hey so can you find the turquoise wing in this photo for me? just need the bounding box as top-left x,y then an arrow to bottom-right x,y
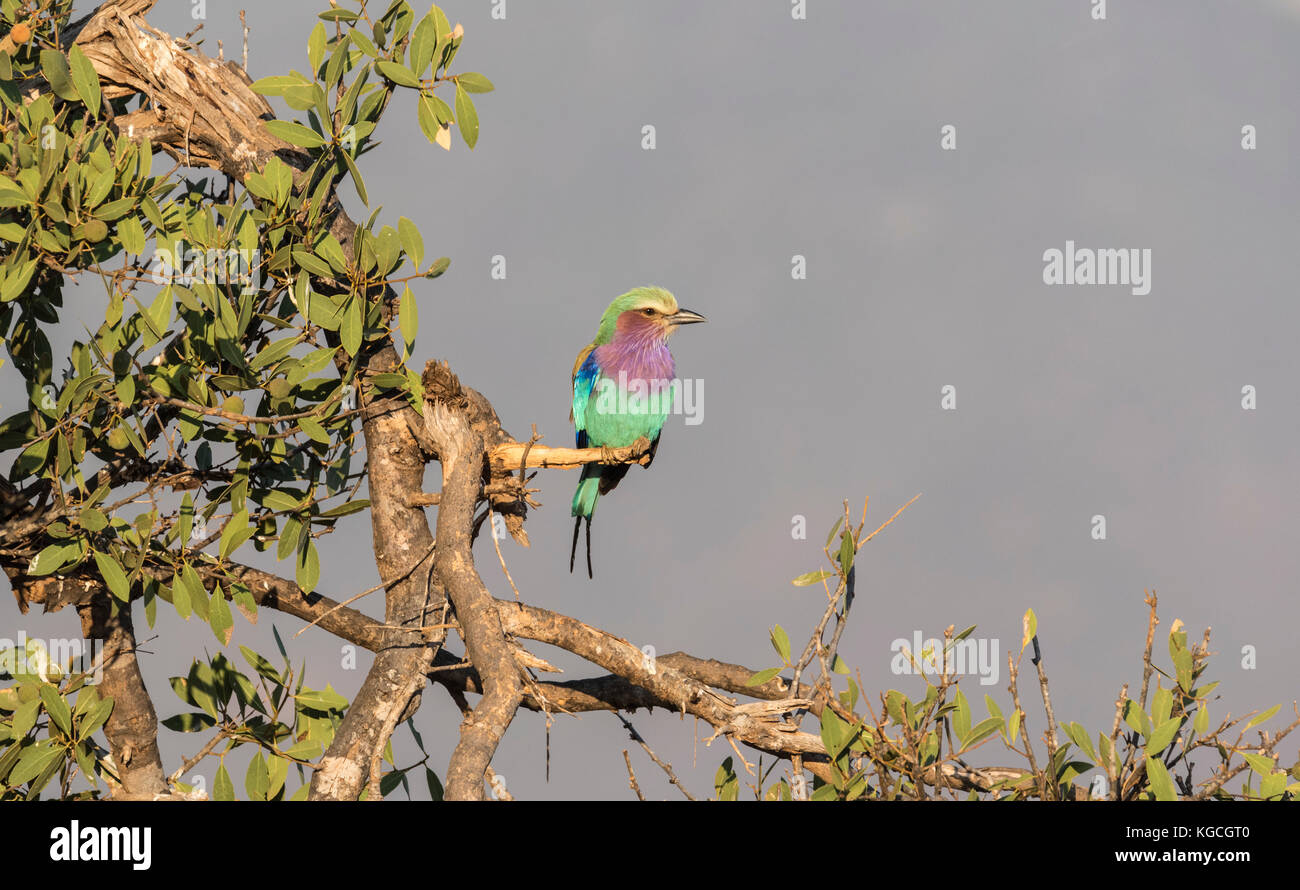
571,346 -> 599,448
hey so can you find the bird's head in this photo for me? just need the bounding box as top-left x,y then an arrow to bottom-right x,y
596,286 -> 707,345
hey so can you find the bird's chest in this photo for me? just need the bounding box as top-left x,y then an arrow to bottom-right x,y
585,346 -> 676,445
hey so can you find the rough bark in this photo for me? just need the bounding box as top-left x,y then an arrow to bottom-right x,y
422,362 -> 523,800
75,595 -> 168,799
308,370 -> 441,800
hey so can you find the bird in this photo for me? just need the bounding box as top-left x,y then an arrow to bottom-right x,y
569,286 -> 706,577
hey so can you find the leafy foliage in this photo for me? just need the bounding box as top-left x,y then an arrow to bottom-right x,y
728,503 -> 1298,802
0,0 -> 481,799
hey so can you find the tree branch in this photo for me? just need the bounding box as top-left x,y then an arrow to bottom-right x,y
422,361 -> 523,800
75,594 -> 167,799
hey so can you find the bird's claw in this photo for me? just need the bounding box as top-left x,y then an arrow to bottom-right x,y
599,445 -> 620,465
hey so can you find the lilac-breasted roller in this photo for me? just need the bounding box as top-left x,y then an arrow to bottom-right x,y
569,287 -> 706,577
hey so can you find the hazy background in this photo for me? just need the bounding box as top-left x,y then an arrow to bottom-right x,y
4,0 -> 1300,799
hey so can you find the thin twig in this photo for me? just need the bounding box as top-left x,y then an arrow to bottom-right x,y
623,750 -> 646,801
616,713 -> 696,800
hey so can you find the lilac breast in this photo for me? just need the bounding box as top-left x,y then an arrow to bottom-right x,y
593,340 -> 676,388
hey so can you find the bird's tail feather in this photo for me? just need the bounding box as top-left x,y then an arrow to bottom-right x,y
571,468 -> 602,518
570,468 -> 602,578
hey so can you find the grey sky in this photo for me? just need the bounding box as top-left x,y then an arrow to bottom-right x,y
4,0 -> 1299,799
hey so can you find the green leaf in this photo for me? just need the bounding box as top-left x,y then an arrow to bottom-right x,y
147,285 -> 173,336
267,752 -> 289,800
92,551 -> 130,601
28,543 -> 78,576
425,256 -> 450,279
1,257 -> 38,302
10,742 -> 63,787
250,75 -> 307,96
181,564 -> 207,613
340,149 -> 368,205
308,23 -> 327,72
340,297 -> 363,356
769,625 -> 790,663
713,757 -> 739,801
823,518 -> 843,548
430,6 -> 452,60
350,27 -> 378,57
375,59 -> 421,87
161,712 -> 217,732
1122,699 -> 1153,738
116,217 -> 145,254
425,767 -> 444,801
952,689 -> 971,742
240,646 -> 283,686
819,707 -> 850,760
209,588 -> 234,646
1145,756 -> 1177,801
284,738 -> 322,762
455,72 -> 494,93
39,686 -> 72,736
11,699 -> 41,737
1151,687 -> 1173,726
245,752 -> 270,801
296,539 -> 321,594
214,762 -> 236,800
1193,704 -> 1209,736
1021,607 -> 1037,653
745,667 -> 781,687
277,515 -> 303,562
1062,722 -> 1097,762
398,217 -> 424,270
791,570 -> 832,587
1259,770 -> 1286,800
298,416 -> 330,445
292,248 -> 334,278
962,717 -> 1002,750
67,45 -> 101,116
837,531 -> 854,574
262,490 -> 303,513
40,50 -> 78,101
416,92 -> 449,145
250,335 -> 299,371
1173,645 -> 1194,694
219,509 -> 250,561
1245,704 -> 1281,730
296,684 -> 347,712
1145,717 -> 1181,756
264,156 -> 294,204
1243,752 -> 1276,777
316,499 -> 371,518
454,83 -> 478,149
265,120 -> 326,149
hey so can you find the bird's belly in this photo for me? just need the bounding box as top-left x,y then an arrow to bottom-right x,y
583,388 -> 670,446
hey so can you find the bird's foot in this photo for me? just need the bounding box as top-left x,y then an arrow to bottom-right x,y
599,445 -> 621,465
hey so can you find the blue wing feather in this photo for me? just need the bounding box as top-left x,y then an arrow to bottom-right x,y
572,349 -> 599,447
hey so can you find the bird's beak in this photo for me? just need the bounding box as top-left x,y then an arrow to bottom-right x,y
666,308 -> 707,326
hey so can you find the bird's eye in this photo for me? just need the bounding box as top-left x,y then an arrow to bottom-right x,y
642,308 -> 655,316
